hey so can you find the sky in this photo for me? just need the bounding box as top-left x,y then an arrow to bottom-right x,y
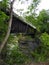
13,0 -> 49,15
13,0 -> 32,15
36,0 -> 49,14
0,0 -> 49,15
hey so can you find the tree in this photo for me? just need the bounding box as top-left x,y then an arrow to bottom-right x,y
25,9 -> 49,61
0,0 -> 15,54
25,9 -> 49,33
23,0 -> 40,16
0,0 -> 30,54
37,9 -> 49,33
0,11 -> 9,43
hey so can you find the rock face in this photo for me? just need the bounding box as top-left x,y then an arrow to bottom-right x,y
19,39 -> 40,54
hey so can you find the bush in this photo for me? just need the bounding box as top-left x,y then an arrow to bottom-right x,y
40,32 -> 49,46
31,32 -> 49,62
4,34 -> 30,65
0,11 -> 9,43
5,47 -> 29,65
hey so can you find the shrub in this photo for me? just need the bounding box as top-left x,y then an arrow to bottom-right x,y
31,32 -> 49,62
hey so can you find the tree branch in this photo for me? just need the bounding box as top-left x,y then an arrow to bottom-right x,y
0,0 -> 15,54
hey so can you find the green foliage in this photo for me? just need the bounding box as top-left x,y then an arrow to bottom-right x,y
40,32 -> 49,46
7,34 -> 19,44
33,0 -> 40,8
37,10 -> 49,32
1,0 -> 9,9
25,9 -> 49,33
3,33 -> 49,63
31,50 -> 46,62
17,33 -> 33,41
31,32 -> 49,62
24,9 -> 49,62
0,0 -> 49,63
24,0 -> 40,16
38,10 -> 49,21
6,48 -> 29,65
0,11 -> 9,42
0,11 -> 8,28
4,34 -> 30,65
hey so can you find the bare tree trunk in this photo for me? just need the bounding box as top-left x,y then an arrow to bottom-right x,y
0,0 -> 15,54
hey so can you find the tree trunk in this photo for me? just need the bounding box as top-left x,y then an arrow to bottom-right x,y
0,0 -> 15,54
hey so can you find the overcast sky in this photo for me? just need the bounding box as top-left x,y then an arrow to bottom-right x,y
0,0 -> 49,15
36,0 -> 49,13
13,0 -> 32,15
13,0 -> 49,15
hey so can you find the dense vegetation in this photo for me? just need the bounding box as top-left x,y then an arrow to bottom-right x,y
0,11 -> 9,43
0,0 -> 49,65
25,9 -> 49,62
